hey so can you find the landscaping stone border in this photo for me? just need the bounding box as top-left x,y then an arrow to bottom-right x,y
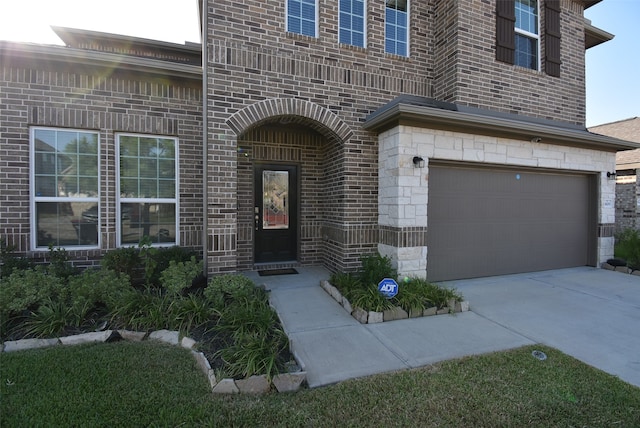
601,262 -> 640,276
320,280 -> 470,324
1,329 -> 306,394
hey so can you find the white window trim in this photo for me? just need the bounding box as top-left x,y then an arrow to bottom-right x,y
385,0 -> 410,57
30,126 -> 101,251
514,0 -> 541,71
115,133 -> 180,248
285,0 -> 319,38
339,0 -> 367,48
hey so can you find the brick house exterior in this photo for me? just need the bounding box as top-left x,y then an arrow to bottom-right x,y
0,30 -> 204,268
1,1 -> 638,280
589,117 -> 640,233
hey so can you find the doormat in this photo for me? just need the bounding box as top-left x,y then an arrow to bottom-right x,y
258,268 -> 298,276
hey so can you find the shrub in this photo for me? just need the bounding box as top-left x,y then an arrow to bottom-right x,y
160,256 -> 203,297
101,246 -> 141,281
204,274 -> 258,309
102,243 -> 200,287
152,246 -> 198,276
66,268 -> 132,313
614,228 -> 640,270
46,244 -> 77,280
138,240 -> 198,287
0,266 -> 65,317
0,238 -> 33,278
359,253 -> 396,286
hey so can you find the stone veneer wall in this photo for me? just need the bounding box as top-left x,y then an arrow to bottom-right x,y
378,125 -> 616,278
0,64 -> 203,267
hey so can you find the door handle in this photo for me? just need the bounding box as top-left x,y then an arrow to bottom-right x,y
255,207 -> 259,231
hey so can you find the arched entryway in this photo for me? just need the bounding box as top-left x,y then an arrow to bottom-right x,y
227,98 -> 353,270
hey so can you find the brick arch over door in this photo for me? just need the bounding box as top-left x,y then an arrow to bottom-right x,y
226,98 -> 353,144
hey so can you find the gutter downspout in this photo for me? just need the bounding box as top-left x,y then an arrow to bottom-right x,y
201,0 -> 208,276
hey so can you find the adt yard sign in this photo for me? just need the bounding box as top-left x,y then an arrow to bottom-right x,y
378,278 -> 399,299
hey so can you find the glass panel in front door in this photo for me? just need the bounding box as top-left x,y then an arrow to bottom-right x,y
262,170 -> 289,230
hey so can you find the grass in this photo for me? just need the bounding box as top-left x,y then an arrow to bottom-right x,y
2,343 -> 639,427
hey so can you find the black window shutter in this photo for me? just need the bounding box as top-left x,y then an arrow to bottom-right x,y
545,0 -> 562,77
496,0 -> 516,64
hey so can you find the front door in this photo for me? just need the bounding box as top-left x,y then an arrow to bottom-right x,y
254,164 -> 298,263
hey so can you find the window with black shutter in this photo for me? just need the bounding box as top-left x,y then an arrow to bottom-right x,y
496,0 -> 516,64
545,0 -> 562,77
496,0 -> 561,77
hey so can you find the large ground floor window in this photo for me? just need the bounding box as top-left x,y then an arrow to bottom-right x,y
31,127 -> 99,249
116,134 -> 178,246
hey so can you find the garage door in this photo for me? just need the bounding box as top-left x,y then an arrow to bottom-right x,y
427,163 -> 597,281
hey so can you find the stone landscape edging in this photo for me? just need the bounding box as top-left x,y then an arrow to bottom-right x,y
601,262 -> 640,276
320,280 -> 470,323
1,329 -> 306,394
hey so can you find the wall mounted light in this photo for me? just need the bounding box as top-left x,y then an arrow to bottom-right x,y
607,171 -> 617,180
413,156 -> 425,168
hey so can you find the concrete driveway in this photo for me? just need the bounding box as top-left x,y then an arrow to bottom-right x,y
446,267 -> 640,388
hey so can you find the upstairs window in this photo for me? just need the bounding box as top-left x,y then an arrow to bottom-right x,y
514,0 -> 539,70
287,0 -> 317,37
496,0 -> 561,77
117,134 -> 178,246
31,128 -> 99,249
339,0 -> 366,47
385,0 -> 408,56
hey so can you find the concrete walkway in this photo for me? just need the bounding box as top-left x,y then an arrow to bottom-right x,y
247,266 -> 640,389
246,267 -> 532,388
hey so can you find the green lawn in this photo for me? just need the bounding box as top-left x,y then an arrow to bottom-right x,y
1,342 -> 638,427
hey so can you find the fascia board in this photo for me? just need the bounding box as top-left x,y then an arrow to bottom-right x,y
0,42 -> 202,80
364,103 -> 640,152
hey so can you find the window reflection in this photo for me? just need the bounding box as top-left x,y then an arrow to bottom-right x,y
263,170 -> 289,230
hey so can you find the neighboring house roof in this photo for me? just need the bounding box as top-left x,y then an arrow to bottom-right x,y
590,117 -> 640,169
365,95 -> 640,152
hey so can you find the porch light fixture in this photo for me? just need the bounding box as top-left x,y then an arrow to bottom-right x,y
607,171 -> 617,180
413,156 -> 425,168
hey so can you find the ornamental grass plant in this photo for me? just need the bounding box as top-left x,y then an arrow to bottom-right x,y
330,252 -> 463,313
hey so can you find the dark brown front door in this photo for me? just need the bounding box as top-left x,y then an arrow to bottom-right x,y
254,164 -> 298,263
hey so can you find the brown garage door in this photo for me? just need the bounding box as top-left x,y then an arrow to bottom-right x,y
427,163 -> 597,281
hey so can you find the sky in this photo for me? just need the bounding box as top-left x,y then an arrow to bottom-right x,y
0,0 -> 637,128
